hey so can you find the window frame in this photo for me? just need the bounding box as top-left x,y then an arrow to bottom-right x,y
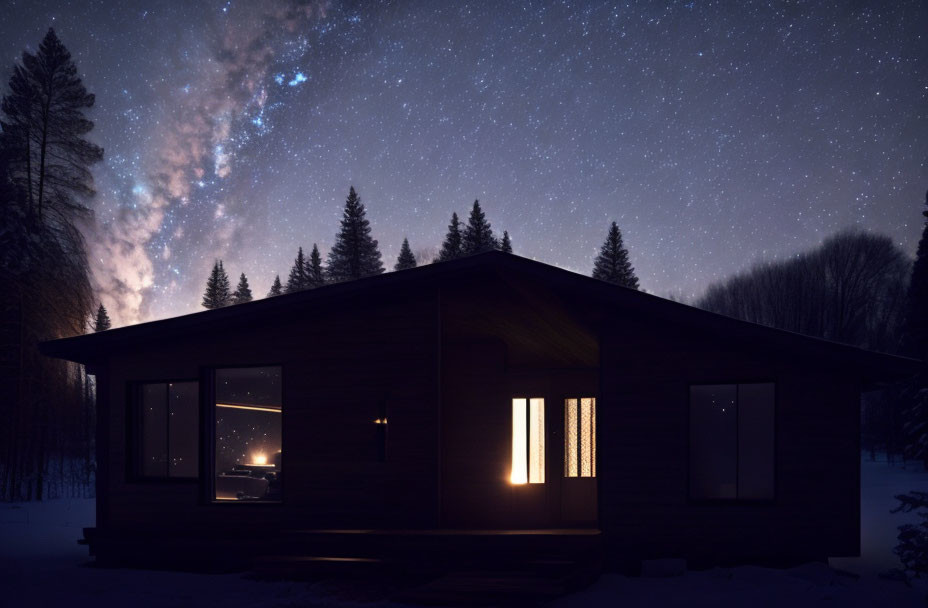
510,396 -> 546,485
686,380 -> 777,505
563,396 -> 597,479
201,363 -> 286,506
126,378 -> 200,483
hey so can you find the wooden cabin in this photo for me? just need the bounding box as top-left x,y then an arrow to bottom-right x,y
41,251 -> 918,573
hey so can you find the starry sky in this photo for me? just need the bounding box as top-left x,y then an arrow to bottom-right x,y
2,1 -> 926,326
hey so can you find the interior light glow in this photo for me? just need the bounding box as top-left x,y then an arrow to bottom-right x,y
216,402 -> 281,413
511,398 -> 527,484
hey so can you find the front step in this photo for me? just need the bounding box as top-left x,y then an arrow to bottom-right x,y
395,570 -> 573,606
252,555 -> 386,579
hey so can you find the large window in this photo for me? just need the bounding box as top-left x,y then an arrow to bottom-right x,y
565,397 -> 596,478
133,381 -> 198,479
214,366 -> 282,502
511,397 -> 545,484
689,383 -> 775,501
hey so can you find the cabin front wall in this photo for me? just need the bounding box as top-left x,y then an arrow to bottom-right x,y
598,322 -> 860,567
438,271 -> 601,529
94,289 -> 441,551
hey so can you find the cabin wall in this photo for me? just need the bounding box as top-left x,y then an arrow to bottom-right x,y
439,271 -> 600,528
598,323 -> 860,566
98,289 -> 440,536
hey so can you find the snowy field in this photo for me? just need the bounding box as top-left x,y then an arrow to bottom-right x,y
2,454 -> 928,607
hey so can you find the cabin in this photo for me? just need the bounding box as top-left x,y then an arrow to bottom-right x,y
41,251 -> 918,574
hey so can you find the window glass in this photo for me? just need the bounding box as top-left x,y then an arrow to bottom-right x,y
215,367 -> 282,501
168,382 -> 199,478
689,385 -> 738,499
738,383 -> 775,500
689,383 -> 775,500
141,384 -> 168,477
564,397 -> 597,478
511,397 -> 545,484
138,381 -> 198,479
565,399 -> 578,477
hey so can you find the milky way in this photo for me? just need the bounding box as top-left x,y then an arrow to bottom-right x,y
2,1 -> 926,326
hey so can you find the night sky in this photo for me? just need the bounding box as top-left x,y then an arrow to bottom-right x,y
2,1 -> 926,326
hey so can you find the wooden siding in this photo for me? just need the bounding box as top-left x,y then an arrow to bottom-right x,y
598,321 -> 861,566
99,289 -> 440,534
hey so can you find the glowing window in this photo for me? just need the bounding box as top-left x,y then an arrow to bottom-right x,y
564,397 -> 596,478
511,397 -> 545,484
215,366 -> 282,502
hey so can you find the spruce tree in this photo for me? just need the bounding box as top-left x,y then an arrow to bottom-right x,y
0,28 -> 103,225
500,230 -> 512,254
268,275 -> 283,297
437,212 -> 463,262
326,186 -> 384,282
232,272 -> 253,304
202,260 -> 232,309
286,247 -> 308,293
462,200 -> 497,254
592,221 -> 639,289
906,190 -> 928,359
395,237 -> 417,271
92,303 -> 111,331
305,243 -> 325,288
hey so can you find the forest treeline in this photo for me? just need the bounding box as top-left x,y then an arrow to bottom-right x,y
696,216 -> 928,464
0,29 -> 101,500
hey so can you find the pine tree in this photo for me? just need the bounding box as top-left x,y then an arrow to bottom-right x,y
0,28 -> 103,225
326,186 -> 384,282
592,221 -> 639,289
500,230 -> 512,254
286,246 -> 308,293
437,212 -> 463,262
232,272 -> 253,304
395,237 -> 417,271
202,260 -> 232,309
305,243 -> 325,288
92,303 -> 111,332
462,200 -> 497,254
267,275 -> 283,297
906,190 -> 928,359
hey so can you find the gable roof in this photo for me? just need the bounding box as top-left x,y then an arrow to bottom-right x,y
41,251 -> 922,382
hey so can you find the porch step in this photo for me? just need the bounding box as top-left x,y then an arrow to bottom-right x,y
394,569 -> 574,606
252,555 -> 386,579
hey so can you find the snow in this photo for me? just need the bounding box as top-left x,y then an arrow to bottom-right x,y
2,453 -> 927,606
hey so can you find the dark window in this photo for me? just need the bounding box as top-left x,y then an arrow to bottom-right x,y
134,381 -> 198,479
214,366 -> 282,502
689,383 -> 774,501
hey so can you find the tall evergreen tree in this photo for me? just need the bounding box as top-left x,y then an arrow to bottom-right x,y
462,200 -> 497,254
0,28 -> 103,225
395,237 -> 417,271
286,246 -> 308,293
437,211 -> 463,262
906,190 -> 928,359
592,221 -> 639,289
267,274 -> 283,297
500,230 -> 512,254
326,186 -> 384,282
305,243 -> 325,288
92,303 -> 111,332
901,191 -> 928,467
202,260 -> 232,309
232,272 -> 253,304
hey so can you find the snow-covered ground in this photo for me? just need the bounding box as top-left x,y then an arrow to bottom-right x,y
2,454 -> 927,607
